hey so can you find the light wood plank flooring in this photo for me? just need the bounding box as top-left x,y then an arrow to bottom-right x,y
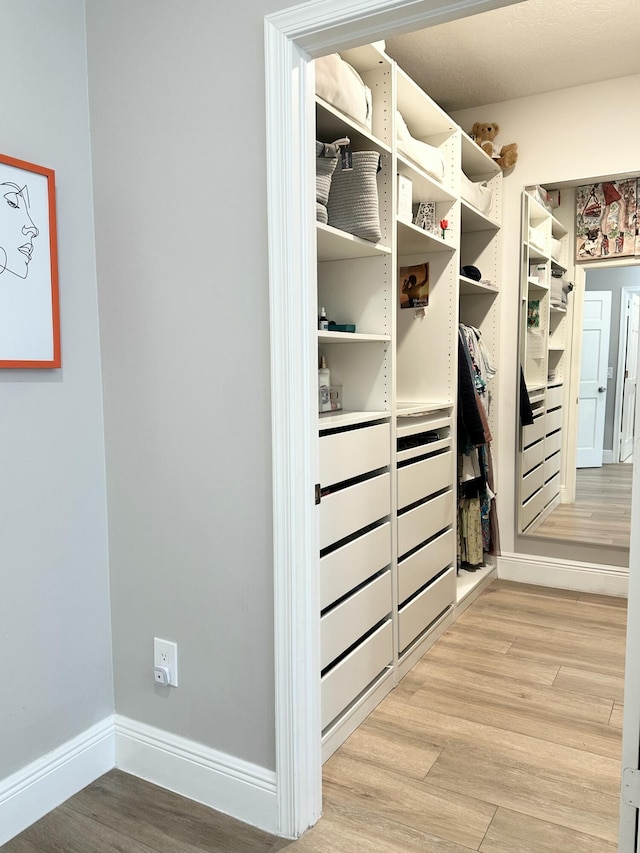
4,580 -> 626,852
535,462 -> 632,547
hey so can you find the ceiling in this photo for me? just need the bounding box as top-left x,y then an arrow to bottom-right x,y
385,0 -> 640,113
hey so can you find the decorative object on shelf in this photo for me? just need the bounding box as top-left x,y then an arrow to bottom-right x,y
575,179 -> 638,260
314,54 -> 372,130
318,306 -> 329,330
318,355 -> 331,412
327,321 -> 356,333
527,300 -> 540,328
399,262 -> 429,309
413,201 -> 436,233
461,265 -> 481,281
0,151 -> 60,368
397,174 -> 413,223
471,122 -> 518,171
327,151 -> 382,243
329,384 -> 342,411
439,218 -> 449,239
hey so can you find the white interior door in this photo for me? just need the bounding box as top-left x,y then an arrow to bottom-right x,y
577,291 -> 612,468
621,293 -> 640,462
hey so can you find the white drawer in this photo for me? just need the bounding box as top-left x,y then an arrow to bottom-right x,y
545,429 -> 562,457
546,384 -> 563,409
321,619 -> 392,730
320,472 -> 390,550
520,463 -> 545,504
521,487 -> 545,530
319,423 -> 390,487
522,439 -> 545,474
545,407 -> 563,434
398,528 -> 454,604
544,451 -> 561,482
398,566 -> 455,653
397,490 -> 453,559
523,413 -> 545,448
320,522 -> 390,611
544,472 -> 560,506
321,570 -> 391,670
397,450 -> 453,511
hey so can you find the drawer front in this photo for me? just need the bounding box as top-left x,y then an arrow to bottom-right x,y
320,472 -> 390,550
397,490 -> 453,559
544,472 -> 560,506
546,384 -> 563,409
321,570 -> 391,670
522,439 -> 545,474
545,407 -> 563,434
320,423 -> 390,487
544,451 -> 561,482
523,414 -> 545,448
521,487 -> 545,530
520,464 -> 545,503
545,429 -> 562,457
398,528 -> 454,605
398,566 -> 455,652
321,620 -> 392,730
397,451 -> 453,511
320,522 -> 390,611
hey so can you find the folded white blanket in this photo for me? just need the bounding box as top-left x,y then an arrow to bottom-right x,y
396,111 -> 445,183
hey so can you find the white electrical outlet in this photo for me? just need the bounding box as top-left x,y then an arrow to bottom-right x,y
153,638 -> 178,686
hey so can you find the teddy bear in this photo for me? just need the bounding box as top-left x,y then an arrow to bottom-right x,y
471,122 -> 518,171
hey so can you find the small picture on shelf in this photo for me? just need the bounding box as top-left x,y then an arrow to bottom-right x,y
400,262 -> 429,309
412,202 -> 436,234
527,300 -> 540,328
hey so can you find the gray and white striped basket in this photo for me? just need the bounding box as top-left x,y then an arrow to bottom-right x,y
327,151 -> 381,243
316,141 -> 338,222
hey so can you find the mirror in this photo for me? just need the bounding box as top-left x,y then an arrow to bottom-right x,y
518,183 -> 637,556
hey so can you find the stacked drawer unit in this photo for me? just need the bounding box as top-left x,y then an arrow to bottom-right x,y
318,420 -> 393,738
396,411 -> 456,662
543,383 -> 563,509
520,388 -> 546,531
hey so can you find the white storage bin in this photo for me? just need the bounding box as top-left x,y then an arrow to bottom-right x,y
321,570 -> 391,670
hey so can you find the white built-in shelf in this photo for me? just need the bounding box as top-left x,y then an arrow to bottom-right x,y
551,215 -> 568,238
396,66 -> 457,140
548,345 -> 565,352
551,258 -> 567,272
460,200 -> 500,233
340,43 -> 389,73
317,222 -> 391,262
318,409 -> 390,429
315,98 -> 391,155
460,131 -> 501,179
396,153 -> 456,203
550,305 -> 567,314
459,276 -> 499,296
396,401 -> 453,417
527,242 -> 550,262
456,564 -> 495,605
397,219 -> 453,255
528,279 -> 549,294
317,331 -> 391,343
526,193 -> 550,226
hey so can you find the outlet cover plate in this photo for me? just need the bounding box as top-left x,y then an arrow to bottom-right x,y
154,638 -> 178,686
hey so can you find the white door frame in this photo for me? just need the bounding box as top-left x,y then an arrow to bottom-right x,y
613,283 -> 640,463
577,290 -> 611,468
264,0 -> 524,837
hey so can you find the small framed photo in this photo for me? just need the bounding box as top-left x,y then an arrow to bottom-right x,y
413,201 -> 436,234
0,152 -> 60,367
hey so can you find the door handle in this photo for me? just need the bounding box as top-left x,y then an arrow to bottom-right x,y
598,386 -> 606,392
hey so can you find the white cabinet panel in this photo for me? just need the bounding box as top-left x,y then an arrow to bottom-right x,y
320,522 -> 390,611
397,450 -> 453,511
320,422 -> 390,487
397,490 -> 453,559
398,528 -> 454,604
398,566 -> 455,652
320,472 -> 390,550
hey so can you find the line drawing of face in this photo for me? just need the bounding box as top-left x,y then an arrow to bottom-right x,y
0,180 -> 39,279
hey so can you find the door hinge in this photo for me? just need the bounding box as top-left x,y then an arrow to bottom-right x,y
622,767 -> 640,807
315,483 -> 321,505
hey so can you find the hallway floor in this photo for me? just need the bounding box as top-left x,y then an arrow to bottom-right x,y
4,580 -> 626,852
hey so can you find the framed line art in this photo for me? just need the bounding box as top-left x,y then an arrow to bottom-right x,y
0,152 -> 60,368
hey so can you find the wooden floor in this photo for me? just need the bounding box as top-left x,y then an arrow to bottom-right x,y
535,462 -> 632,547
5,581 -> 626,852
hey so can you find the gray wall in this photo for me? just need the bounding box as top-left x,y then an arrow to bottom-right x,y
85,0 -> 284,768
0,0 -> 112,779
586,266 -> 640,455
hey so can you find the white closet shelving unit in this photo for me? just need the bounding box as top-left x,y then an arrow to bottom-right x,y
315,44 -> 502,760
518,190 -> 570,533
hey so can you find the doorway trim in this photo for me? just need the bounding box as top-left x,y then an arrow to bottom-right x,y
613,282 -> 640,463
264,0 -> 524,838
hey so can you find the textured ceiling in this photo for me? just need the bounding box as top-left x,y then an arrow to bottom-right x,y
385,0 -> 640,113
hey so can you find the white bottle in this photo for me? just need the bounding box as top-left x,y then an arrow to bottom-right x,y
318,355 -> 331,412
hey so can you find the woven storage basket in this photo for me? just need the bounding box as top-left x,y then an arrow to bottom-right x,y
316,141 -> 338,222
327,151 -> 381,243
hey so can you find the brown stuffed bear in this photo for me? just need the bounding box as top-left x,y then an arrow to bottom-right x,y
471,122 -> 518,171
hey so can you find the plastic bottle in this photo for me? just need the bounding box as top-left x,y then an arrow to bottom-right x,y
318,307 -> 329,331
318,355 -> 331,412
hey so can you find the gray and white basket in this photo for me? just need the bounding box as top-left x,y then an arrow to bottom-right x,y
327,151 -> 381,243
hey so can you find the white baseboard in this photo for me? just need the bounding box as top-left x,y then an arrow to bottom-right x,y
0,717 -> 115,846
497,552 -> 628,597
114,715 -> 278,835
603,449 -> 614,464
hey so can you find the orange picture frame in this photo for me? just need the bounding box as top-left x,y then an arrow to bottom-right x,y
0,152 -> 60,368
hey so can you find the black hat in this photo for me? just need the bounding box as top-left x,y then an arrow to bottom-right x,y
461,265 -> 481,281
